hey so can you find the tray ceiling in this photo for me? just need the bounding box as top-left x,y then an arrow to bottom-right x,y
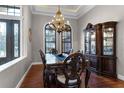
31,5 -> 95,19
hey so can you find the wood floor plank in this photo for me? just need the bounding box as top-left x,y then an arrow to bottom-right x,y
20,65 -> 43,88
20,64 -> 124,88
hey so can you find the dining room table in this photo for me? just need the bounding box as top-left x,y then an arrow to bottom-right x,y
44,53 -> 69,76
45,53 -> 68,65
44,53 -> 69,87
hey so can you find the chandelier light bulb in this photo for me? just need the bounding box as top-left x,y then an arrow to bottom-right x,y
66,20 -> 70,25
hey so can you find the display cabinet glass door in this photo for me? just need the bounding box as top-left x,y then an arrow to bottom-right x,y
103,28 -> 114,55
85,31 -> 90,54
90,31 -> 96,54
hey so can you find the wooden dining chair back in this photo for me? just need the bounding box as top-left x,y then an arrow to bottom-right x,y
39,49 -> 46,65
50,48 -> 58,54
39,49 -> 57,87
39,49 -> 48,87
56,52 -> 87,88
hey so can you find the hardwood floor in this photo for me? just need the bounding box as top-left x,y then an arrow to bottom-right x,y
20,64 -> 124,88
20,65 -> 43,88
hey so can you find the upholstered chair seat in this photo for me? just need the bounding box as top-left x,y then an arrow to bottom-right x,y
57,75 -> 77,84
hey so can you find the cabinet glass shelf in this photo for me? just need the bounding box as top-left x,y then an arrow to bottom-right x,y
103,27 -> 114,55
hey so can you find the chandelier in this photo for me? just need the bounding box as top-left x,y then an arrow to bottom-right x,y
49,6 -> 70,33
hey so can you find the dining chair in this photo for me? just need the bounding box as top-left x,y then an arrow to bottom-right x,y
39,49 -> 58,87
39,49 -> 46,64
55,52 -> 90,88
50,48 -> 58,54
39,49 -> 48,87
67,49 -> 73,54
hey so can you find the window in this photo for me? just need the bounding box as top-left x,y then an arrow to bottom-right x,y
44,24 -> 72,53
0,22 -> 6,58
0,5 -> 21,16
45,24 -> 56,53
0,19 -> 20,65
14,23 -> 19,57
61,25 -> 72,53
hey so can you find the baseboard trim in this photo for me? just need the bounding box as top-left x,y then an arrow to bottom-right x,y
16,62 -> 42,88
117,74 -> 124,81
16,63 -> 32,88
32,62 -> 42,65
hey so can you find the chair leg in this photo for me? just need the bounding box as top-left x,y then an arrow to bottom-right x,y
85,68 -> 91,88
44,81 -> 47,88
44,71 -> 50,88
43,76 -> 47,88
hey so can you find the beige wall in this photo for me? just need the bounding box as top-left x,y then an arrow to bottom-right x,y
78,5 -> 124,78
31,14 -> 79,62
0,6 -> 32,87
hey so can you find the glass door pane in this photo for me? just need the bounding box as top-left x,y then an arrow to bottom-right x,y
90,31 -> 96,54
45,27 -> 56,53
62,31 -> 71,53
14,23 -> 19,57
46,42 -> 55,53
64,43 -> 71,52
103,28 -> 114,55
0,22 -> 6,57
85,32 -> 90,54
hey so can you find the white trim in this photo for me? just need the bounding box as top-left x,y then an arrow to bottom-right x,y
20,6 -> 28,58
69,23 -> 73,51
0,5 -> 23,20
16,63 -> 32,88
0,14 -> 23,20
77,5 -> 95,19
32,62 -> 42,65
32,11 -> 77,19
31,5 -> 95,19
117,74 -> 124,81
0,56 -> 26,72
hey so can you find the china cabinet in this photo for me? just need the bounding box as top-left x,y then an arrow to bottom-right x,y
84,21 -> 117,78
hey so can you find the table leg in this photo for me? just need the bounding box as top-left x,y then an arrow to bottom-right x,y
85,68 -> 91,88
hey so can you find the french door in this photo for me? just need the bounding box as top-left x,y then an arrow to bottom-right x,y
0,19 -> 20,65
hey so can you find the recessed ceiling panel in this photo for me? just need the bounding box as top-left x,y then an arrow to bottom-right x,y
31,5 -> 95,19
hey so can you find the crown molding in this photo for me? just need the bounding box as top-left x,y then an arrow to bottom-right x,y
76,5 -> 95,19
31,5 -> 95,19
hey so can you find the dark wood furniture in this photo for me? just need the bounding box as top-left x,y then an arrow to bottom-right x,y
40,53 -> 68,87
84,21 -> 117,78
43,53 -> 91,88
39,49 -> 48,87
49,48 -> 58,54
39,49 -> 57,87
55,52 -> 90,88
